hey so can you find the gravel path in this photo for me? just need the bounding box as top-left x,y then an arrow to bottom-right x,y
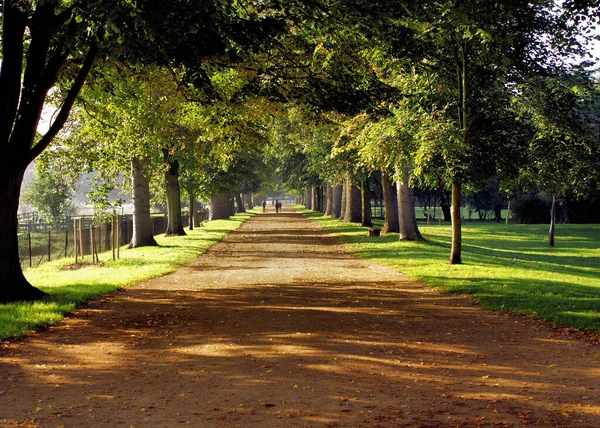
1,207 -> 599,427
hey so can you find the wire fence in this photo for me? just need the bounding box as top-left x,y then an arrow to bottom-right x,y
18,210 -> 208,270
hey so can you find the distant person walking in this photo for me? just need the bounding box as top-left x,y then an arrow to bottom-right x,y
275,200 -> 282,213
262,200 -> 267,213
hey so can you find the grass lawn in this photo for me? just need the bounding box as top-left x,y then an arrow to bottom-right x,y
0,211 -> 255,340
298,207 -> 600,333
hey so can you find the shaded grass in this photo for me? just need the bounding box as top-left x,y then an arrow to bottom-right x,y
298,207 -> 600,333
0,212 -> 255,340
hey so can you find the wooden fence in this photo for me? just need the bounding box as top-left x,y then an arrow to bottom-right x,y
18,210 -> 208,270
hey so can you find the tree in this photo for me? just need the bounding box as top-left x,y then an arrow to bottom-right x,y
399,1 -> 588,263
21,163 -> 73,225
515,73 -> 600,246
0,0 -> 287,301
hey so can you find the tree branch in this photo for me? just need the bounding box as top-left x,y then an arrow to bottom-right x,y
27,43 -> 99,164
0,4 -> 29,145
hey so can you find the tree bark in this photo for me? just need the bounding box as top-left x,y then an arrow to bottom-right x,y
449,181 -> 462,264
360,180 -> 373,227
344,177 -> 362,223
340,177 -> 347,220
243,193 -> 254,210
396,166 -> 424,241
129,157 -> 158,248
235,193 -> 246,213
209,194 -> 233,220
163,149 -> 186,236
324,183 -> 333,216
311,186 -> 319,212
381,171 -> 399,234
548,193 -> 556,247
305,189 -> 312,210
440,192 -> 452,222
0,168 -> 48,303
331,183 -> 343,219
189,194 -> 196,230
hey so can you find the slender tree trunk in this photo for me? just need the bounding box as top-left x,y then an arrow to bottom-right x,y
189,194 -> 196,230
344,177 -> 362,223
305,189 -> 312,210
235,193 -> 246,213
340,177 -> 347,220
129,157 -> 158,248
449,181 -> 462,264
360,180 -> 373,227
396,166 -> 424,241
324,183 -> 333,216
493,204 -> 503,223
548,193 -> 557,247
381,171 -> 399,234
331,183 -> 343,219
163,149 -> 186,236
449,40 -> 467,264
0,168 -> 48,302
312,187 -> 318,212
209,194 -> 233,220
440,192 -> 452,221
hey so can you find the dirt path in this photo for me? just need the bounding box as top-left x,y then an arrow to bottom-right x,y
1,207 -> 599,427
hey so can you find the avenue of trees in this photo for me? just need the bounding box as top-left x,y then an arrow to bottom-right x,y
1,0 -> 599,302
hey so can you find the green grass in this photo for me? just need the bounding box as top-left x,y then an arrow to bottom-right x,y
297,207 -> 600,333
0,211 -> 256,340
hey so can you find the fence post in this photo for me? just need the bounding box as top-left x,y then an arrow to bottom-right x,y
28,232 -> 32,268
90,224 -> 95,263
74,219 -> 78,263
111,213 -> 116,261
116,214 -> 120,259
79,218 -> 84,259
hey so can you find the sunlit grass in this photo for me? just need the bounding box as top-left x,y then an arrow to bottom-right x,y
298,206 -> 600,333
0,211 -> 256,339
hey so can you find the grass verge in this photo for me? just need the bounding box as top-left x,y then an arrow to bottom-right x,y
297,207 -> 600,333
0,211 -> 255,340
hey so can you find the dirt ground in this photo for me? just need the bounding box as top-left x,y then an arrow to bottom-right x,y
1,206 -> 599,427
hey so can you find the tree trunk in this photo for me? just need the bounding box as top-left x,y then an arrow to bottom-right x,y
189,194 -> 196,230
548,193 -> 556,247
360,180 -> 373,227
440,192 -> 452,222
129,157 -> 158,248
209,194 -> 233,220
235,193 -> 246,213
381,171 -> 399,234
163,149 -> 186,236
493,204 -> 503,223
305,189 -> 312,210
0,168 -> 48,303
311,186 -> 318,212
449,181 -> 462,264
331,183 -> 343,219
340,177 -> 347,220
324,183 -> 333,216
344,177 -> 362,223
243,193 -> 254,210
396,166 -> 424,241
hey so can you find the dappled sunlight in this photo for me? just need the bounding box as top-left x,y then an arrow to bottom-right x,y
2,211 -> 600,426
